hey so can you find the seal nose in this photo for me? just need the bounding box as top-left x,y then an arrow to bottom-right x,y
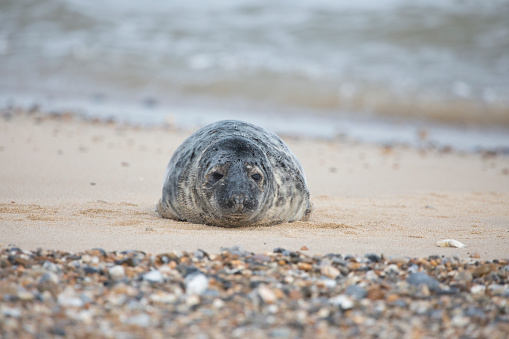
230,193 -> 247,213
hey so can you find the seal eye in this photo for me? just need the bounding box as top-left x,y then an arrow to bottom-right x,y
251,173 -> 262,182
211,172 -> 224,181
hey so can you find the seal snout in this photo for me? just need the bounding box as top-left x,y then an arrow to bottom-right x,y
230,193 -> 248,213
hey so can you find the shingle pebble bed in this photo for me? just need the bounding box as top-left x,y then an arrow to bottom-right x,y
0,246 -> 508,338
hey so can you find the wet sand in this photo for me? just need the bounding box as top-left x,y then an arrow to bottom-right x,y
1,111 -> 508,259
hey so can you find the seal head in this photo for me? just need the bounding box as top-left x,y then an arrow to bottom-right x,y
196,136 -> 271,226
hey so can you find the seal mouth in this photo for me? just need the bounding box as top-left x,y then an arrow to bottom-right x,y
226,213 -> 248,220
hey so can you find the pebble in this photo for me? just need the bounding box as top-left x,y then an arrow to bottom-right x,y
122,313 -> 151,327
108,265 -> 125,280
488,284 -> 509,296
185,272 -> 209,295
365,253 -> 381,263
384,264 -> 400,275
257,284 -> 277,304
57,288 -> 84,308
321,265 -> 340,279
407,272 -> 441,292
470,284 -> 486,295
38,271 -> 60,285
346,285 -> 368,300
143,270 -> 164,283
0,246 -> 508,338
330,295 -> 354,310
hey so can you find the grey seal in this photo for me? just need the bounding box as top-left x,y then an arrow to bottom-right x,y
157,120 -> 312,227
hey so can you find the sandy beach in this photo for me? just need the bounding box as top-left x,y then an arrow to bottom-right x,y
1,111 -> 508,260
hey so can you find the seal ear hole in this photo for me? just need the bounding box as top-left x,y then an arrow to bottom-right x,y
251,173 -> 262,182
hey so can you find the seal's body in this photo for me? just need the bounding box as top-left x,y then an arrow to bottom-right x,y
157,120 -> 312,227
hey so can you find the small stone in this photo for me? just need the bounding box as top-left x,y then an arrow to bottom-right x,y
384,264 -> 400,275
329,295 -> 354,310
123,313 -> 151,327
108,265 -> 125,280
414,284 -> 431,298
42,261 -> 59,273
365,270 -> 379,282
83,266 -> 100,274
345,285 -> 367,300
365,253 -> 381,262
407,272 -> 440,292
252,254 -> 271,262
469,253 -> 480,259
297,262 -> 312,272
386,294 -> 400,303
186,294 -> 201,307
17,290 -> 35,301
472,264 -> 496,278
269,327 -> 291,338
454,270 -> 473,282
57,288 -> 84,308
213,298 -> 225,309
319,278 -> 337,289
451,315 -> 469,327
38,271 -> 60,285
185,272 -> 209,295
2,307 -> 21,318
143,270 -> 164,283
150,292 -> 177,304
81,255 -> 92,263
488,284 -> 509,296
300,246 -> 309,251
288,290 -> 302,300
470,285 -> 486,295
321,265 -> 340,279
257,284 -> 277,304
390,257 -> 410,264
367,285 -> 385,300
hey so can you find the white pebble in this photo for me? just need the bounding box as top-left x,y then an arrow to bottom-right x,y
329,295 -> 354,310
470,284 -> 486,295
185,273 -> 209,295
150,292 -> 177,304
186,294 -> 201,307
384,264 -> 400,274
58,288 -> 84,308
320,278 -> 337,289
213,298 -> 225,309
2,306 -> 21,318
257,285 -> 277,304
365,270 -> 379,282
143,270 -> 164,283
108,265 -> 125,280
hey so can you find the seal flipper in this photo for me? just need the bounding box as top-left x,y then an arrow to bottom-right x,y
302,200 -> 313,221
157,198 -> 180,220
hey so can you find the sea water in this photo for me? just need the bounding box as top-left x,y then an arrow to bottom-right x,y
1,0 -> 508,151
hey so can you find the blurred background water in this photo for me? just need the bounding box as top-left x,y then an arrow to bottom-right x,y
1,0 -> 508,151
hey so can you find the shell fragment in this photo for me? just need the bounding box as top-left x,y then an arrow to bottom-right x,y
436,239 -> 466,248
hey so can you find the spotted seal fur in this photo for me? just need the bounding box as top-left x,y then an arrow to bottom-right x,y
157,120 -> 312,227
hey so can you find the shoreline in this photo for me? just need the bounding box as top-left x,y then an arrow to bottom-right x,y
1,110 -> 508,260
2,103 -> 509,154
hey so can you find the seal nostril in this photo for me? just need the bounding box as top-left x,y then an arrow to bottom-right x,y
230,194 -> 247,213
